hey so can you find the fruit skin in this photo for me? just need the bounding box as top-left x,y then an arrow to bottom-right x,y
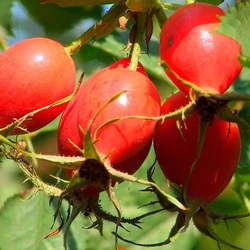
58,67 -> 160,164
160,3 -> 242,94
154,92 -> 240,203
0,37 -> 76,133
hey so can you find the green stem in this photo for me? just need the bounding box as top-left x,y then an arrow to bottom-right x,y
23,134 -> 39,168
161,61 -> 208,96
104,161 -> 187,210
65,3 -> 127,55
129,12 -> 147,71
96,100 -> 196,137
153,1 -> 168,29
161,2 -> 183,11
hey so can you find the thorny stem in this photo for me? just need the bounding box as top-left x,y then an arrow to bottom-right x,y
4,146 -> 63,197
0,134 -> 86,170
23,134 -> 39,168
65,3 -> 127,55
161,61 -> 209,97
91,198 -> 164,227
104,162 -> 187,210
129,12 -> 147,71
95,100 -> 196,136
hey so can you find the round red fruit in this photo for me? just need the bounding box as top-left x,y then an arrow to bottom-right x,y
160,3 -> 242,94
0,37 -> 76,133
58,68 -> 160,163
154,91 -> 240,203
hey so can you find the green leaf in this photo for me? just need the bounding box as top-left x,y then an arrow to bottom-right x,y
40,0 -> 117,7
0,192 -> 64,250
0,0 -> 15,36
216,0 -> 250,59
0,192 -> 88,250
19,0 -> 103,33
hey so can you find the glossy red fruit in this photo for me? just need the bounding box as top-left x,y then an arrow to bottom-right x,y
58,68 -> 160,164
0,37 -> 76,133
154,92 -> 240,203
107,57 -> 148,76
58,67 -> 160,195
160,3 -> 242,94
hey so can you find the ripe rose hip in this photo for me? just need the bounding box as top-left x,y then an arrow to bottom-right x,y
160,3 -> 242,94
0,37 -> 76,133
154,92 -> 240,203
58,66 -> 160,196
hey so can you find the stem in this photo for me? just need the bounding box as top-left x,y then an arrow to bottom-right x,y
96,100 -> 196,136
161,2 -> 183,11
65,3 -> 127,55
161,61 -> 209,96
23,134 -> 39,168
129,12 -> 147,71
153,1 -> 168,29
104,162 -> 187,210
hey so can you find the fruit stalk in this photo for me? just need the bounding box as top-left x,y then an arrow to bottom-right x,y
65,3 -> 127,55
129,12 -> 147,71
152,1 -> 167,29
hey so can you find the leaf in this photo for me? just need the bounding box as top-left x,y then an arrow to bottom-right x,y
19,0 -> 103,33
0,192 -> 88,250
0,192 -> 64,250
216,0 -> 250,59
40,0 -> 117,7
0,0 -> 15,36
